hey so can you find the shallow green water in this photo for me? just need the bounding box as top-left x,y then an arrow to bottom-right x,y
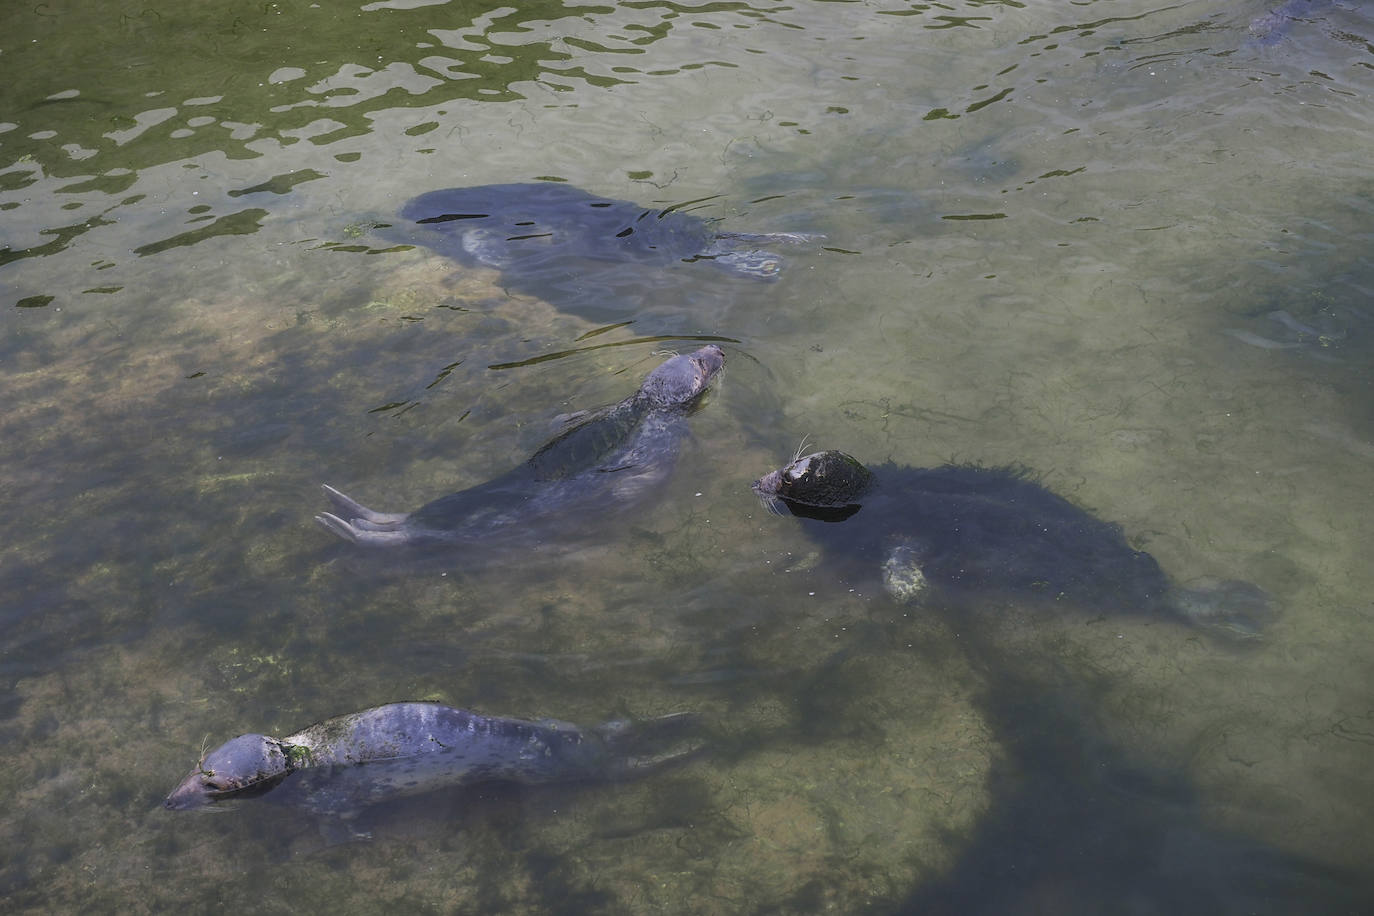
3,0 -> 1373,911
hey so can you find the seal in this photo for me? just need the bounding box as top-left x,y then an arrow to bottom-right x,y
402,182 -> 817,279
754,449 -> 1273,637
317,344 -> 724,547
397,183 -> 820,319
1247,0 -> 1333,45
164,702 -> 699,818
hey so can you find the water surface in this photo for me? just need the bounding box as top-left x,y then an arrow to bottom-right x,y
3,0 -> 1374,911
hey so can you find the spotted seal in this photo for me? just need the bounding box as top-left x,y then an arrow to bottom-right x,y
402,182 -> 817,278
317,345 -> 724,547
397,183 -> 819,319
754,449 -> 1273,636
165,702 -> 699,817
1248,0 -> 1333,45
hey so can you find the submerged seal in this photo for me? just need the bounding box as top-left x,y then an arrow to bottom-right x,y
165,702 -> 699,817
753,449 -> 1272,636
317,345 -> 724,547
397,183 -> 819,318
1247,0 -> 1333,45
402,182 -> 817,278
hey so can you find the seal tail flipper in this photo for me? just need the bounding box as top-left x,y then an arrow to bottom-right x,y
1167,578 -> 1276,640
714,231 -> 826,245
321,485 -> 408,525
616,743 -> 707,777
314,513 -> 413,546
459,227 -> 518,269
596,712 -> 699,742
316,816 -> 373,846
596,713 -> 705,778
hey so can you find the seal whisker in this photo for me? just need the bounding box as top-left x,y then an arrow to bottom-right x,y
756,492 -> 783,516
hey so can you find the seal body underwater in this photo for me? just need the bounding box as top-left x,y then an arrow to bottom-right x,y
753,449 -> 1272,636
165,702 -> 699,817
317,344 -> 724,547
396,183 -> 819,319
1247,0 -> 1333,45
402,182 -> 816,278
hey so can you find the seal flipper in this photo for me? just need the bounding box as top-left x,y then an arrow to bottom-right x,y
321,485 -> 409,525
317,816 -> 373,846
1166,578 -> 1276,640
595,713 -> 705,778
460,227 -> 520,268
713,230 -> 825,245
316,485 -> 415,545
615,744 -> 706,775
594,712 -> 699,743
882,538 -> 932,604
314,513 -> 415,546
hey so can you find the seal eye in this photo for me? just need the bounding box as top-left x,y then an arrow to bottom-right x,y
197,767 -> 226,791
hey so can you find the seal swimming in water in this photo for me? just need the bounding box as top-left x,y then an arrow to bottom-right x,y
165,702 -> 700,818
397,183 -> 819,319
1247,0 -> 1334,45
317,344 -> 724,547
753,449 -> 1272,636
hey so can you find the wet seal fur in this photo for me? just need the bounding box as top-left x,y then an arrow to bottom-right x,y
317,345 -> 724,547
401,182 -> 818,279
754,449 -> 1273,637
1247,0 -> 1334,45
396,183 -> 822,321
165,702 -> 699,820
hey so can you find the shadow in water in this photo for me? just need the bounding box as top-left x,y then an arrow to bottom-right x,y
894,649 -> 1374,916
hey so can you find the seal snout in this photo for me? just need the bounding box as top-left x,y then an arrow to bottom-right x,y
163,777 -> 212,812
752,468 -> 783,498
692,344 -> 725,379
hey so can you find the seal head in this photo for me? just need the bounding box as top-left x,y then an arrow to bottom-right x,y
753,449 -> 873,521
164,733 -> 295,811
637,344 -> 725,409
